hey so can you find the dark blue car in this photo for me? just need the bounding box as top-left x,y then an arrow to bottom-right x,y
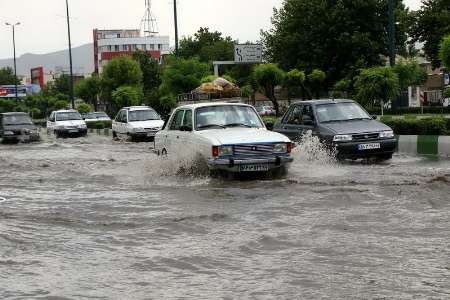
272,99 -> 397,160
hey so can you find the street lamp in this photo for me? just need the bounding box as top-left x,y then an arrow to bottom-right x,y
65,0 -> 75,109
388,0 -> 396,67
5,22 -> 20,102
173,0 -> 179,57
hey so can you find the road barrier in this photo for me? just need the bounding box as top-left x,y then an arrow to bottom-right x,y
397,135 -> 450,157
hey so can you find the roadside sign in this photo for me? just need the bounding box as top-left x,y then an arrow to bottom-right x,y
234,44 -> 262,64
0,89 -> 8,97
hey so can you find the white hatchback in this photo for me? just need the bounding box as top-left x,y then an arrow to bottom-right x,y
47,110 -> 87,138
154,103 -> 294,174
112,106 -> 164,141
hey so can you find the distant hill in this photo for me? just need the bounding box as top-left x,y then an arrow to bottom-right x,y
0,43 -> 94,76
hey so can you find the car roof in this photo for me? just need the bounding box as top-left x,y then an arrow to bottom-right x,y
54,109 -> 79,113
122,106 -> 155,111
0,112 -> 29,116
293,99 -> 355,105
176,102 -> 253,110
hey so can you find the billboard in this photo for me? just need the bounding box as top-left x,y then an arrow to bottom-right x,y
234,44 -> 263,64
31,67 -> 45,88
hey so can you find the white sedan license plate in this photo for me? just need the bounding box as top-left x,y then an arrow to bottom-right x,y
358,143 -> 381,150
147,132 -> 156,137
69,129 -> 78,133
239,164 -> 269,172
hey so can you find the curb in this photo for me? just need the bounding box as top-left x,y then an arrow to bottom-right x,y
397,135 -> 450,157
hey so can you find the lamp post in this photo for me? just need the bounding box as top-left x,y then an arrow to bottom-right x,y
388,0 -> 396,67
65,0 -> 75,109
5,22 -> 20,102
173,0 -> 179,57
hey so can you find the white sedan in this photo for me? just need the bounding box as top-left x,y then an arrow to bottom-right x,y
154,103 -> 294,174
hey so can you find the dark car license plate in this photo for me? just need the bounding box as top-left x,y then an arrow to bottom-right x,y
239,164 -> 269,172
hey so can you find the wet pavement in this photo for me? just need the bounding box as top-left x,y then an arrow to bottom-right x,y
1,134 -> 450,299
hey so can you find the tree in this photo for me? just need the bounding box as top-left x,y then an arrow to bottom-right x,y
159,57 -> 211,97
262,0 -> 409,85
411,0 -> 450,68
111,86 -> 143,108
179,27 -> 234,62
307,69 -> 326,99
77,103 -> 91,115
355,66 -> 400,115
75,76 -> 101,110
101,56 -> 143,113
284,69 -> 307,101
132,51 -> 161,95
0,67 -> 18,85
392,59 -> 428,90
439,35 -> 450,69
253,64 -> 285,115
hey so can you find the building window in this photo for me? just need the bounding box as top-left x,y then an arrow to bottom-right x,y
158,44 -> 162,50
107,45 -> 112,51
131,45 -> 136,51
136,44 -> 142,50
122,45 -> 128,51
141,44 -> 146,50
114,45 -> 119,52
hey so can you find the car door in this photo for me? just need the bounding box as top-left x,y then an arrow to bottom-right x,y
296,104 -> 317,137
276,105 -> 304,141
165,109 -> 185,153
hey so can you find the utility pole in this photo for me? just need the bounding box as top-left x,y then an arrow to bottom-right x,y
173,0 -> 179,57
65,0 -> 75,109
388,0 -> 396,67
5,22 -> 20,102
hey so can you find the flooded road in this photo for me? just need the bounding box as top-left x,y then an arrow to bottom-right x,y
1,135 -> 450,299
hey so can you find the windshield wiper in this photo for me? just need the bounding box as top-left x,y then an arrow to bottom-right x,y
197,124 -> 226,129
224,123 -> 252,128
321,119 -> 346,123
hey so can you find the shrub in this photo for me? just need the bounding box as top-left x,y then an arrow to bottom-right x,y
86,120 -> 112,129
77,103 -> 91,115
382,117 -> 449,135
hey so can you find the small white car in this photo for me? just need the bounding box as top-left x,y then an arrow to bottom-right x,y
47,110 -> 87,138
154,103 -> 294,175
257,106 -> 276,116
112,106 -> 164,141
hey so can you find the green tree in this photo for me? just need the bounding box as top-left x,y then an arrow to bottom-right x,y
75,75 -> 101,110
101,56 -> 143,113
411,0 -> 450,68
132,51 -> 161,95
439,35 -> 450,69
392,59 -> 428,90
307,69 -> 326,99
284,69 -> 307,101
355,66 -> 400,115
333,79 -> 353,98
77,103 -> 91,115
179,27 -> 234,62
254,64 -> 285,115
262,0 -> 409,85
159,57 -> 211,97
0,67 -> 19,85
111,86 -> 143,108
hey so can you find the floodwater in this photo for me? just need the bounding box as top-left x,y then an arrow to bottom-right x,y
1,134 -> 450,299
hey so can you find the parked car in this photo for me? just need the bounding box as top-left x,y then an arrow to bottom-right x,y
112,106 -> 164,141
47,110 -> 87,138
257,106 -> 276,116
154,103 -> 294,175
272,99 -> 397,160
0,112 -> 40,143
82,112 -> 111,123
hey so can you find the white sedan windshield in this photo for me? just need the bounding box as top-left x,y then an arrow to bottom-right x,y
195,105 -> 263,130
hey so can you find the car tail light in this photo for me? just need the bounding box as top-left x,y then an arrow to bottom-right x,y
212,146 -> 219,157
287,142 -> 293,154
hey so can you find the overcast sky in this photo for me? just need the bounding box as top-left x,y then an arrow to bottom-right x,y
0,0 -> 423,59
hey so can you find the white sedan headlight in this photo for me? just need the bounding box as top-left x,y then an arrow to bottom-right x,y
379,130 -> 394,138
3,131 -> 14,135
273,143 -> 288,153
219,146 -> 234,156
333,134 -> 353,142
78,124 -> 87,129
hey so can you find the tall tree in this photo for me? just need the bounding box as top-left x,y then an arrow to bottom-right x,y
132,51 -> 161,95
262,0 -> 409,85
355,66 -> 400,115
307,69 -> 326,99
439,35 -> 450,70
0,67 -> 19,85
284,69 -> 308,101
254,64 -> 285,115
411,0 -> 450,68
75,75 -> 101,110
179,27 -> 234,62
